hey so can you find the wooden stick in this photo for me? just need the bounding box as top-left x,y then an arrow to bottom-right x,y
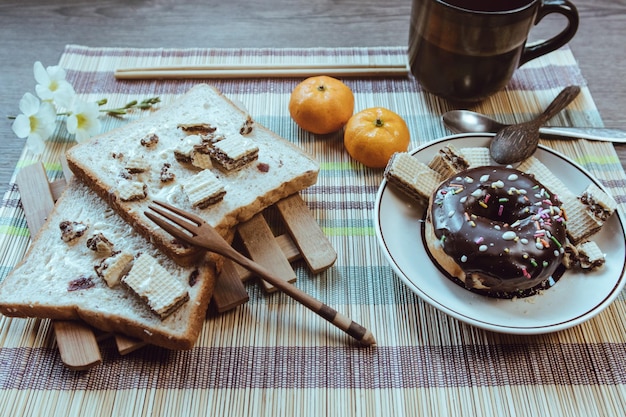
53,321 -> 102,371
276,194 -> 337,273
114,334 -> 147,355
237,213 -> 297,293
16,164 -> 56,234
114,63 -> 409,79
211,259 -> 250,313
233,233 -> 302,282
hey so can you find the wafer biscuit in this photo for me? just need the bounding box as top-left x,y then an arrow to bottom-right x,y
427,144 -> 469,178
517,156 -> 570,195
562,183 -> 617,243
122,253 -> 189,319
459,147 -> 491,167
173,135 -> 203,164
210,135 -> 259,171
182,169 -> 226,208
516,156 -> 596,243
562,240 -> 605,271
576,240 -> 606,270
579,183 -> 617,222
125,156 -> 150,174
116,179 -> 147,201
191,152 -> 213,170
560,193 -> 603,244
96,251 -> 134,288
384,152 -> 444,203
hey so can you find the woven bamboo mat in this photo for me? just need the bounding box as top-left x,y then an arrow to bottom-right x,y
1,45 -> 626,417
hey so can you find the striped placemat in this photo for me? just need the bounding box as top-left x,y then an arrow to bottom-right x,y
1,44 -> 626,417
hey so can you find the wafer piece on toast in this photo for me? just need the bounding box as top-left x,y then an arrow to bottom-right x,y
384,152 -> 444,203
209,135 -> 259,171
95,251 -> 134,287
122,253 -> 190,319
427,144 -> 469,178
182,169 -> 226,208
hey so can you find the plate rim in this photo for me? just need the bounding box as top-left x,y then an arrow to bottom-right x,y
374,133 -> 626,334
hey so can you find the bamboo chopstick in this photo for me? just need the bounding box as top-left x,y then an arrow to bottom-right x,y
114,63 -> 409,79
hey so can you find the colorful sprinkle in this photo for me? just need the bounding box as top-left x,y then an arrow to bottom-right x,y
491,180 -> 505,189
502,231 -> 517,241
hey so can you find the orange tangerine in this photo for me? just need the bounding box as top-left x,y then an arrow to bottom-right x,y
344,107 -> 410,168
288,76 -> 354,134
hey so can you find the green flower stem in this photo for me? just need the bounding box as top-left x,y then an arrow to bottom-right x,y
98,97 -> 160,116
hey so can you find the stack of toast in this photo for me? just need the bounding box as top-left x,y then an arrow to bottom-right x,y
0,84 -> 320,350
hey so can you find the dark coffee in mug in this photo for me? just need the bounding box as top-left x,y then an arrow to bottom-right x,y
408,0 -> 578,102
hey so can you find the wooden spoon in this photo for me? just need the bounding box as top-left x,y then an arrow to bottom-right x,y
489,85 -> 581,164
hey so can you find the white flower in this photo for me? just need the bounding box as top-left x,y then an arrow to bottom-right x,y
33,61 -> 75,109
11,92 -> 57,154
66,98 -> 101,143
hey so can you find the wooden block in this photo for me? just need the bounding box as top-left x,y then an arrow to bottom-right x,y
53,321 -> 102,371
59,155 -> 74,182
15,163 -> 55,234
237,213 -> 296,292
211,259 -> 249,312
115,334 -> 147,355
276,194 -> 336,273
234,232 -> 302,282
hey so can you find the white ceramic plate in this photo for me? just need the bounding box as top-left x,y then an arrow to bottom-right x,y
375,134 -> 626,334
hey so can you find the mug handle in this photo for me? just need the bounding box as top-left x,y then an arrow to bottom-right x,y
519,0 -> 579,66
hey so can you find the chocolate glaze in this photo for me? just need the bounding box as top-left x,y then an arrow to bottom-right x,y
429,166 -> 567,297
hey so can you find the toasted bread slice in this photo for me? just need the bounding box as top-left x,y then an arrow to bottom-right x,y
66,84 -> 319,266
0,179 -> 216,350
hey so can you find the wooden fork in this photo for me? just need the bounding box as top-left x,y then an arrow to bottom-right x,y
145,200 -> 376,347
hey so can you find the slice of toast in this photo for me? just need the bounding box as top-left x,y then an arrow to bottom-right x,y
66,84 -> 319,266
0,179 -> 216,350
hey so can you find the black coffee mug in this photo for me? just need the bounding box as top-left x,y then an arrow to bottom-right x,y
408,0 -> 579,102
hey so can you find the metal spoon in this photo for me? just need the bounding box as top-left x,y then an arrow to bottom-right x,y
489,86 -> 581,164
442,110 -> 626,142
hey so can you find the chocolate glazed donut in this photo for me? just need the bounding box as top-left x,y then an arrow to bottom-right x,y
425,166 -> 567,298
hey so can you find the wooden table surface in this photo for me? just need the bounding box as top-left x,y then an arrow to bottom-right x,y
1,0 -> 625,191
